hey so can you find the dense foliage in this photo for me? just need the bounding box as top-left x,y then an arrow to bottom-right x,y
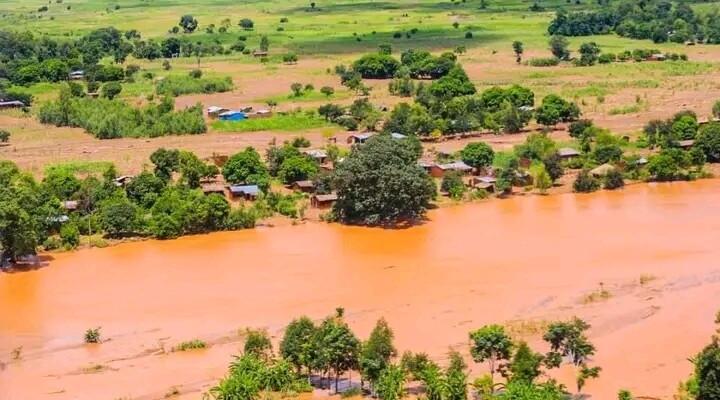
39,85 -> 206,139
548,0 -> 720,44
333,134 -> 435,225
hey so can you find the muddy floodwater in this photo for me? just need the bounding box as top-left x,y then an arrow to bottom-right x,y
2,181 -> 720,399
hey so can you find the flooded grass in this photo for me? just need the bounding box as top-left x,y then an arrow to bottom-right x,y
173,339 -> 207,352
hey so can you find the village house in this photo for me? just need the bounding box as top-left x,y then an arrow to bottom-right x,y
291,180 -> 315,193
207,106 -> 230,118
228,184 -> 259,200
62,200 -> 79,211
390,132 -> 407,140
201,183 -> 226,195
429,161 -> 473,178
590,163 -> 616,177
347,132 -> 374,145
0,100 -> 26,108
469,176 -> 496,193
219,111 -> 247,121
418,160 -> 435,174
678,139 -> 695,149
303,149 -> 328,164
311,193 -> 338,208
252,50 -> 269,57
114,175 -> 133,187
69,70 -> 84,80
557,147 -> 581,159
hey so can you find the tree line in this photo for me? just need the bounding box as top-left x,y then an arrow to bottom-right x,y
548,0 -> 720,44
208,309 -> 605,400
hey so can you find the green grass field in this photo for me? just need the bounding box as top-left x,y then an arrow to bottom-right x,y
211,112 -> 333,132
3,0 -> 712,56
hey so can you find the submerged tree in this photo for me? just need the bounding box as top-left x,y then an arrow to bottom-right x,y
469,325 -> 513,380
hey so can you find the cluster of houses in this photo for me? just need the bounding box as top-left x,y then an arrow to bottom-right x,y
207,105 -> 272,121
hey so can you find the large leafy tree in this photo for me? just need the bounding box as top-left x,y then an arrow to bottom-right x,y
333,135 -> 435,225
314,315 -> 361,392
460,142 -> 494,170
223,147 -> 270,191
360,318 -> 398,390
469,324 -> 514,379
695,337 -> 720,400
280,316 -> 317,375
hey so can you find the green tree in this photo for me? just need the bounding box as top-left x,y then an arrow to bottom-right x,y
549,35 -> 570,60
460,142 -> 494,170
532,164 -> 552,194
577,42 -> 601,66
290,82 -> 304,97
509,342 -> 544,384
320,86 -> 334,97
239,18 -> 254,30
360,318 -> 398,390
280,316 -> 317,375
603,169 -> 624,190
100,82 -> 122,100
469,325 -> 514,379
179,15 -> 198,33
647,153 -> 681,181
352,54 -> 401,79
42,169 -> 80,200
512,41 -> 524,63
441,171 -> 466,200
223,148 -> 270,191
0,129 -> 10,143
99,195 -> 139,238
333,135 -> 435,225
695,337 -> 720,400
314,315 -> 361,392
278,155 -> 319,184
150,148 -> 180,181
260,35 -> 270,52
60,222 -> 80,248
696,122 -> 720,162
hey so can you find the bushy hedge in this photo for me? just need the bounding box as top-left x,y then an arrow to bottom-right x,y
156,75 -> 233,96
38,89 -> 206,139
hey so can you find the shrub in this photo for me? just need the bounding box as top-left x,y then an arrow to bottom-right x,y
573,170 -> 600,193
603,169 -> 624,190
156,76 -> 233,96
352,54 -> 401,79
84,327 -> 101,343
0,129 -> 10,143
441,171 -> 466,200
173,339 -> 207,351
100,82 -> 122,99
465,31 -> 473,39
527,57 -> 560,67
60,222 -> 80,248
189,69 -> 203,79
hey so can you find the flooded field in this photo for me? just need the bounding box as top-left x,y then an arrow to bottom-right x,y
2,181 -> 720,400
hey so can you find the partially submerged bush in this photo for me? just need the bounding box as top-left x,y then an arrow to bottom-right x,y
573,170 -> 600,193
84,327 -> 101,343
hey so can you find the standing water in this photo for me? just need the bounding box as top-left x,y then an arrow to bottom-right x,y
2,180 -> 720,399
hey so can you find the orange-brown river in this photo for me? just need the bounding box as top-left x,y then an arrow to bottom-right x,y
2,180 -> 720,400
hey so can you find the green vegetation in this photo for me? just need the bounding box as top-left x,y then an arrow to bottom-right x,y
84,327 -> 101,344
333,134 -> 435,225
39,85 -> 206,139
156,75 -> 233,96
212,112 -> 330,133
174,339 -> 207,351
206,308 -> 604,400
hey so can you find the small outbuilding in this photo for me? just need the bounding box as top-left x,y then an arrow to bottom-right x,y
219,111 -> 247,121
429,161 -> 473,178
207,106 -> 230,118
347,132 -> 374,144
469,176 -> 496,192
201,183 -> 226,195
390,132 -> 407,140
114,175 -> 133,187
228,184 -> 260,199
557,147 -> 581,159
62,200 -> 79,211
69,70 -> 85,80
0,100 -> 26,108
292,180 -> 315,193
303,149 -> 328,164
311,193 -> 338,208
590,163 -> 616,177
678,139 -> 695,149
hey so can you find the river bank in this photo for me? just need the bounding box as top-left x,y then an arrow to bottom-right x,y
2,180 -> 720,399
